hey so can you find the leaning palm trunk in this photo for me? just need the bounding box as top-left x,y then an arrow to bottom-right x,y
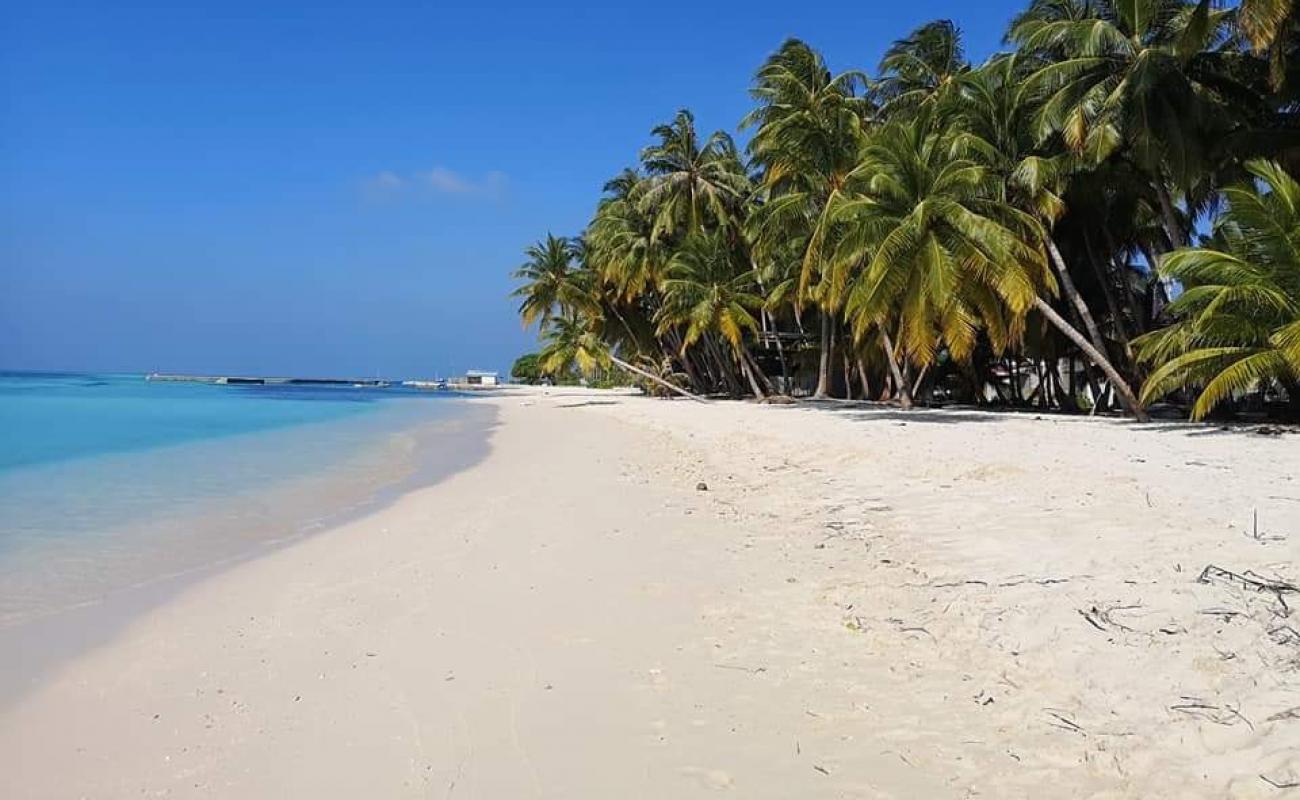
880,327 -> 913,409
609,355 -> 708,403
1047,239 -> 1109,357
1033,297 -> 1148,421
738,350 -> 766,399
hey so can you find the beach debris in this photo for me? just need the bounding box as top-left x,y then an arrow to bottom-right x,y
696,481 -> 708,491
1078,604 -> 1140,634
1044,709 -> 1085,735
1270,624 -> 1300,646
813,765 -> 830,776
713,663 -> 766,676
1198,564 -> 1298,595
1261,773 -> 1300,790
1169,697 -> 1253,728
1266,706 -> 1300,722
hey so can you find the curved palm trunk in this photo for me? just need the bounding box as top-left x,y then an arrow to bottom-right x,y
610,355 -> 708,403
1033,297 -> 1148,422
880,327 -> 913,409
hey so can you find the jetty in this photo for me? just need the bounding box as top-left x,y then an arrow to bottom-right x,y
146,373 -> 391,388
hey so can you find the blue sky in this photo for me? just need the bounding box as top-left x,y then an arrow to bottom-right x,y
1,0 -> 1024,378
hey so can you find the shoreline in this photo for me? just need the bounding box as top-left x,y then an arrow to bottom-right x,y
3,393 -> 1298,796
0,401 -> 499,710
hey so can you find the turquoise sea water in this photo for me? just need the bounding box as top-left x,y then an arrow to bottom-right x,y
0,372 -> 487,628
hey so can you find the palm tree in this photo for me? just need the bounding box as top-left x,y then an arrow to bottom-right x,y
951,53 -> 1148,409
656,232 -> 769,397
875,19 -> 970,117
638,110 -> 751,240
743,39 -> 872,396
829,110 -> 1151,418
1238,0 -> 1299,87
1009,0 -> 1241,249
1137,159 -> 1300,419
538,313 -> 707,402
511,234 -> 592,328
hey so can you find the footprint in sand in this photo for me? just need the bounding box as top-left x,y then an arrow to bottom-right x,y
680,766 -> 734,789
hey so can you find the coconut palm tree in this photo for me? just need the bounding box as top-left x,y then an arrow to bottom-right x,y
743,39 -> 872,396
950,53 -> 1148,408
537,312 -> 707,402
875,19 -> 970,117
586,170 -> 668,301
1137,159 -> 1300,418
638,110 -> 751,240
656,232 -> 769,397
511,234 -> 592,328
829,109 -> 1151,418
1008,0 -> 1241,249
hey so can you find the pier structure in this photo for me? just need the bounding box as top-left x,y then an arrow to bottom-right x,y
146,373 -> 392,388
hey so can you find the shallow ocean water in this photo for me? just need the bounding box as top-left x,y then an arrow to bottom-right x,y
0,372 -> 489,627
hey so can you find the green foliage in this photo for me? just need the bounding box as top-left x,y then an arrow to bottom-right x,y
506,3 -> 1300,418
510,353 -> 543,384
1136,159 -> 1300,418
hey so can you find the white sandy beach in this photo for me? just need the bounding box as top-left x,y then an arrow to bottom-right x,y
2,393 -> 1299,798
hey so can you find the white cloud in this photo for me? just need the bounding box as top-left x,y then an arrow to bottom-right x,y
424,167 -> 472,193
363,165 -> 506,201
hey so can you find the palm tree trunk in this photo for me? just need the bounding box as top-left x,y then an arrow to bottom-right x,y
813,313 -> 834,398
705,335 -> 741,397
1154,180 -> 1186,249
856,356 -> 871,400
1047,238 -> 1108,357
773,331 -> 790,394
738,349 -> 766,399
1080,234 -> 1134,356
663,329 -> 701,390
842,349 -> 854,400
911,363 -> 930,402
745,347 -> 773,393
610,355 -> 707,403
1032,297 -> 1148,421
880,327 -> 913,409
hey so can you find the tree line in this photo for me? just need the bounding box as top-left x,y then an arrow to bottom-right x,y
512,0 -> 1300,421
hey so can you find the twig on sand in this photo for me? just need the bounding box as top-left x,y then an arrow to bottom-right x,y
899,625 -> 937,642
714,663 -> 767,674
910,575 -> 1076,590
1169,698 -> 1254,729
812,765 -> 830,776
997,576 -> 1074,588
1044,710 -> 1085,735
1266,706 -> 1300,722
1198,565 -> 1298,595
1260,773 -> 1300,789
1078,604 -> 1142,634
